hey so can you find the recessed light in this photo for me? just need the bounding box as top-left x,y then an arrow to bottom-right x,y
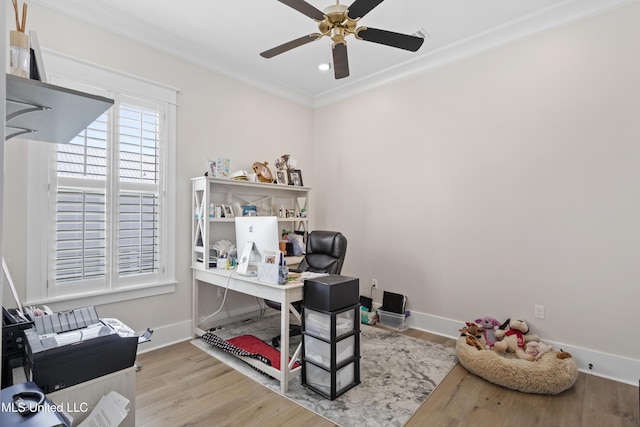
318,63 -> 331,71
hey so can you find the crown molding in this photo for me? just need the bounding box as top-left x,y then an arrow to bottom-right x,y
28,0 -> 638,109
27,0 -> 316,107
313,0 -> 639,107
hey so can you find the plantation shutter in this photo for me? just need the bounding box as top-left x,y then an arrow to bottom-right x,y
53,101 -> 161,289
118,104 -> 160,277
55,114 -> 108,284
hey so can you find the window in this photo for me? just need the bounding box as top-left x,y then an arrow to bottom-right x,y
26,52 -> 177,304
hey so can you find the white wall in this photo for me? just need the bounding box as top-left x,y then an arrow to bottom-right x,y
2,3 -> 314,346
314,3 -> 640,365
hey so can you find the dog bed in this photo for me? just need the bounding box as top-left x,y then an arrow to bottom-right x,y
456,337 -> 578,395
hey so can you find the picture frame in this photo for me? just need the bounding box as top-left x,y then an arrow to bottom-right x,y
221,204 -> 234,218
216,157 -> 230,179
276,170 -> 288,185
288,169 -> 303,187
29,31 -> 47,83
206,159 -> 216,177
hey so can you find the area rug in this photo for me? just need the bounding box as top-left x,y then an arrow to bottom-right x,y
191,315 -> 458,427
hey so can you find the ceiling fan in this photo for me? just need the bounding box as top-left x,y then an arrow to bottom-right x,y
260,0 -> 425,79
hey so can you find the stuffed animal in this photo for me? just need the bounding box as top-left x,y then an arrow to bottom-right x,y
493,318 -> 540,361
524,341 -> 552,361
459,322 -> 484,350
475,316 -> 501,348
464,333 -> 483,350
459,321 -> 483,339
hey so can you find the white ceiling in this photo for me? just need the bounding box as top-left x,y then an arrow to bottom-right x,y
28,0 -> 637,107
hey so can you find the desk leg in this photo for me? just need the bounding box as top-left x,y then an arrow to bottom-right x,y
280,294 -> 291,393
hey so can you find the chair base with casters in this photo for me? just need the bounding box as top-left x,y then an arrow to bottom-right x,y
264,300 -> 302,348
265,230 -> 347,348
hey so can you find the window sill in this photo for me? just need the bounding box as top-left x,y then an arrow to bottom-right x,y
24,281 -> 177,312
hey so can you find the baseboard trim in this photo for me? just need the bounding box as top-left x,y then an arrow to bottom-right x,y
408,310 -> 640,387
137,312 -> 640,387
137,308 -> 280,354
136,320 -> 192,354
196,305 -> 276,333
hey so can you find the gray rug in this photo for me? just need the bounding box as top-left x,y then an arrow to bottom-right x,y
191,315 -> 458,427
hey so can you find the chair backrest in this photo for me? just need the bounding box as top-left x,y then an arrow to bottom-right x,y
298,231 -> 347,274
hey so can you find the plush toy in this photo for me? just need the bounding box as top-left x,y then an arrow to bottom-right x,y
556,351 -> 572,359
493,318 -> 540,361
474,316 -> 501,348
459,322 -> 484,350
459,321 -> 484,339
524,341 -> 552,361
464,333 -> 483,350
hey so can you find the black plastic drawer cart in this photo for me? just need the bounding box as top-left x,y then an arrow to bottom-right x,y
301,275 -> 360,400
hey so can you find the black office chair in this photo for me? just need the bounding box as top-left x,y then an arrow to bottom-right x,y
265,230 -> 347,347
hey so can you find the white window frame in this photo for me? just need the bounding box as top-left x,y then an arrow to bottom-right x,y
25,50 -> 178,306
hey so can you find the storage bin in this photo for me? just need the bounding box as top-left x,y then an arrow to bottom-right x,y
257,262 -> 279,284
377,309 -> 410,332
304,361 -> 356,396
304,308 -> 354,340
303,275 -> 359,311
304,335 -> 355,369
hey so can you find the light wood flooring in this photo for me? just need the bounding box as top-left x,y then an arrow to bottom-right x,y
135,329 -> 639,427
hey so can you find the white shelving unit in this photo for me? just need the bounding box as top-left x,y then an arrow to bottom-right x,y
191,176 -> 311,270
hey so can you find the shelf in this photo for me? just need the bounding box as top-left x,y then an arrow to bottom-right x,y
191,176 -> 311,192
5,74 -> 114,143
192,176 -> 311,271
204,217 -> 235,223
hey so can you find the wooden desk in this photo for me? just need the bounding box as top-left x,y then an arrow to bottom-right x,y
192,268 -> 304,393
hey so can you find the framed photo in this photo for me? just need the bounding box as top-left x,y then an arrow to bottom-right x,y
221,204 -> 234,218
276,170 -> 288,185
29,31 -> 47,82
288,169 -> 303,187
206,159 -> 216,177
216,157 -> 230,179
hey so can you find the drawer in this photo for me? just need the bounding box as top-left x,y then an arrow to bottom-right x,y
304,308 -> 354,340
304,361 -> 356,396
304,335 -> 355,369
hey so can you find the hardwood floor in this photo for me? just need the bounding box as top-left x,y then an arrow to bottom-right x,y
135,330 -> 639,427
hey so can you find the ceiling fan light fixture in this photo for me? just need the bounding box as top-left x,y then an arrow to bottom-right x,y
262,0 -> 426,79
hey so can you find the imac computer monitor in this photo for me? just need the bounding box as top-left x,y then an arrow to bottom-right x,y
235,216 -> 280,276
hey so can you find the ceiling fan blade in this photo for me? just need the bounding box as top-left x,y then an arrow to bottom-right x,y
332,43 -> 350,79
260,34 -> 321,58
357,27 -> 424,52
347,0 -> 385,20
278,0 -> 325,21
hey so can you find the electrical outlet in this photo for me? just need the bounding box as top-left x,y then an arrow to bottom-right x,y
371,279 -> 378,288
534,304 -> 545,319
